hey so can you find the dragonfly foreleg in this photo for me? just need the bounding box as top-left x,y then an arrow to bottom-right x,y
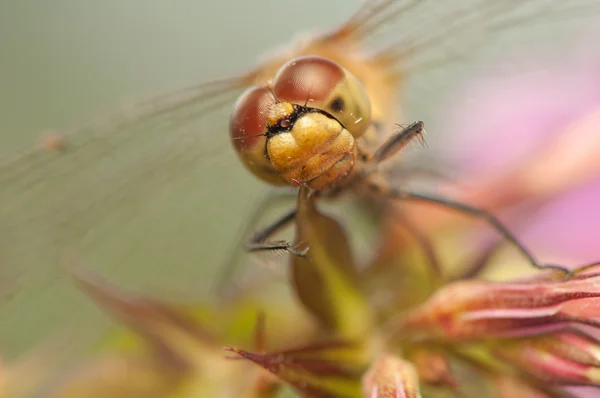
367,120 -> 425,166
215,191 -> 297,295
245,208 -> 308,257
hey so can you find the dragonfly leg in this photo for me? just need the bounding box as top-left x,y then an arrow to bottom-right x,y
366,181 -> 573,278
245,208 -> 306,256
214,191 -> 297,295
367,121 -> 425,166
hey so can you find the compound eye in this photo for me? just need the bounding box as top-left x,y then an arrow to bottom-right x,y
272,56 -> 371,138
229,86 -> 285,185
229,86 -> 275,151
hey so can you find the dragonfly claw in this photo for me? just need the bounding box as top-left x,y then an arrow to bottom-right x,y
288,244 -> 310,257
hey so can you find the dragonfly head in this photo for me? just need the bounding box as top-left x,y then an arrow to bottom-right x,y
229,56 -> 371,190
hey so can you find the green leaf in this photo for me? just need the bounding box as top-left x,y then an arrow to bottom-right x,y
292,187 -> 373,340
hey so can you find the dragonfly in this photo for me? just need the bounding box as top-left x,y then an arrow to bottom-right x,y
2,0 -> 600,356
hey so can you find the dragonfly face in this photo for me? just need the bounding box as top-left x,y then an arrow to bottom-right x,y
229,56 -> 372,189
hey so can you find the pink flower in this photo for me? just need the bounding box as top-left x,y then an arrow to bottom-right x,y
435,39 -> 600,265
399,267 -> 600,341
493,330 -> 600,386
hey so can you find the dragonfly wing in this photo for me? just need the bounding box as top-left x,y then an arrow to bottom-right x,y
0,75 -> 263,353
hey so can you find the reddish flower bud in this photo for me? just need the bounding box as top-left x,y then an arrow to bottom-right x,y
493,330 -> 600,386
399,272 -> 600,342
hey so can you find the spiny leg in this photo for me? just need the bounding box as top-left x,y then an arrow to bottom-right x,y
367,121 -> 425,166
214,190 -> 297,295
245,208 -> 305,255
365,181 -> 573,277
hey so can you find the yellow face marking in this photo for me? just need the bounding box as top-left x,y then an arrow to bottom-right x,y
266,102 -> 295,127
266,112 -> 356,188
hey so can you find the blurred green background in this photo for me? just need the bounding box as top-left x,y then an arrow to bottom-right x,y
0,0 -> 597,360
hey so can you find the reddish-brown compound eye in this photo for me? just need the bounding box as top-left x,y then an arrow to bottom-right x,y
229,86 -> 273,151
229,86 -> 286,185
272,56 -> 371,138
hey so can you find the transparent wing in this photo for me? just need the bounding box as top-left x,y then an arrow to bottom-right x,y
344,0 -> 600,127
0,75 -> 258,354
347,0 -> 599,71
